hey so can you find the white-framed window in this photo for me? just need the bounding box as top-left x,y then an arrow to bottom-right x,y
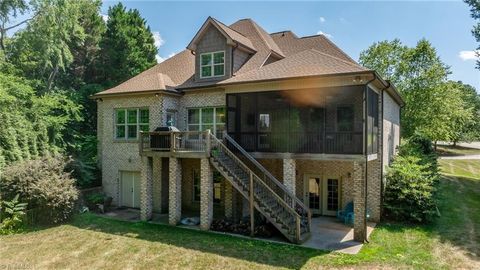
200,51 -> 225,78
166,110 -> 177,127
187,107 -> 225,137
115,108 -> 149,140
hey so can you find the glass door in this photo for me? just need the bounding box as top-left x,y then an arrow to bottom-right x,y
322,178 -> 340,216
304,175 -> 341,216
306,177 -> 321,215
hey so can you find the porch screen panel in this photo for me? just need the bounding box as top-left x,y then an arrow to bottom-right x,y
367,87 -> 379,154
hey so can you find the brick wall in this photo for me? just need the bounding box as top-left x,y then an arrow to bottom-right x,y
97,95 -> 163,205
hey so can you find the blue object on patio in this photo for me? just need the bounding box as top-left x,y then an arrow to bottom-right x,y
337,201 -> 354,224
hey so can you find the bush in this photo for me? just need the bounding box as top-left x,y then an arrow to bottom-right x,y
0,155 -> 79,224
0,194 -> 28,234
383,134 -> 439,223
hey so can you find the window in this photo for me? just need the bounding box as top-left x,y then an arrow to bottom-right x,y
192,170 -> 222,203
166,110 -> 177,127
200,51 -> 225,78
336,106 -> 354,132
187,107 -> 225,137
115,108 -> 149,139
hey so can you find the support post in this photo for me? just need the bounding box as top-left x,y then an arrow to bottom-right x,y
205,129 -> 211,156
353,161 -> 367,242
140,156 -> 153,221
249,171 -> 254,237
168,157 -> 182,225
200,158 -> 213,230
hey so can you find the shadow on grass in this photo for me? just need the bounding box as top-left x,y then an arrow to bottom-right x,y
71,213 -> 328,269
433,176 -> 480,258
436,145 -> 480,157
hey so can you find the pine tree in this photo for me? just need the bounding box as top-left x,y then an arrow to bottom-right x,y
99,3 -> 157,86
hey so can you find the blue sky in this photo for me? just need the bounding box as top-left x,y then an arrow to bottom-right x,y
100,0 -> 480,92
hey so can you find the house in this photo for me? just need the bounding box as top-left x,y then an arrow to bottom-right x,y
92,17 -> 403,244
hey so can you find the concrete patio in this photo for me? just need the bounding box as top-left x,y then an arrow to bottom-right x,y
98,208 -> 375,254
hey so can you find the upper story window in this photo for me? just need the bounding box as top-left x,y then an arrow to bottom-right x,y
115,108 -> 149,140
200,51 -> 225,78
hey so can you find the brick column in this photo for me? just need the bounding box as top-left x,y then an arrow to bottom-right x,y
353,161 -> 367,242
152,158 -> 162,213
200,158 -> 213,230
140,156 -> 153,221
224,180 -> 233,219
283,158 -> 296,195
367,159 -> 382,222
168,157 -> 182,225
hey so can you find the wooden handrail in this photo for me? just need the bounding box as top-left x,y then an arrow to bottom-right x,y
210,134 -> 301,219
224,133 -> 310,214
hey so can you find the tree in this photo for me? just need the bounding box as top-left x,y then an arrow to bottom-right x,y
0,0 -> 29,52
8,0 -> 86,92
451,81 -> 480,144
465,0 -> 480,69
99,3 -> 157,86
61,0 -> 105,88
359,39 -> 472,146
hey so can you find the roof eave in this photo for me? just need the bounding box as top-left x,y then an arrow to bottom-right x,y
89,89 -> 182,99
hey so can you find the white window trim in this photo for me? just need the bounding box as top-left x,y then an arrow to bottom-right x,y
187,107 -> 225,137
199,50 -> 225,79
114,108 -> 149,140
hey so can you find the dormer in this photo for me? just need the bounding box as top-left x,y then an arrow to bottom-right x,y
187,17 -> 256,82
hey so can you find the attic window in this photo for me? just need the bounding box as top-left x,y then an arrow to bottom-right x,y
200,51 -> 225,78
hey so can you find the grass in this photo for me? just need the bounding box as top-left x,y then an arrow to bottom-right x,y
436,145 -> 480,156
0,160 -> 479,269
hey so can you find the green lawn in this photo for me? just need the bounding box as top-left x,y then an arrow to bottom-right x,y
436,145 -> 480,156
0,160 -> 479,269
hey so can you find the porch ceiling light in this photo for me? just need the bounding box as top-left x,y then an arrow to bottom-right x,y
353,76 -> 364,83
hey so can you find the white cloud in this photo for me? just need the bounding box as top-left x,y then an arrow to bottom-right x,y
319,17 -> 326,23
459,50 -> 480,61
101,14 -> 108,23
317,31 -> 333,39
156,52 -> 177,63
156,55 -> 165,63
152,31 -> 165,48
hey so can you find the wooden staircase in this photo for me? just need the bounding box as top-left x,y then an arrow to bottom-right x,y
209,133 -> 311,244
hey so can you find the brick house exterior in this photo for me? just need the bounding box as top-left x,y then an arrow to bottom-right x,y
93,17 -> 403,243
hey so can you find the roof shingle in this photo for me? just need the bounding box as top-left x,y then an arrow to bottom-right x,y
94,17 -> 370,95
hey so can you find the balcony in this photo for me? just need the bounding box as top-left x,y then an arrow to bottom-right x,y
139,131 -> 211,158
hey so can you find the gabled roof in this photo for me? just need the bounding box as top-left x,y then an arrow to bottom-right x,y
187,17 -> 256,53
93,17 -> 402,106
220,48 -> 368,84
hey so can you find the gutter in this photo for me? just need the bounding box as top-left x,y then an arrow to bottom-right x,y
89,89 -> 183,100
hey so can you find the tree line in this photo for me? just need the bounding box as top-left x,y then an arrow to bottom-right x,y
0,0 -> 157,187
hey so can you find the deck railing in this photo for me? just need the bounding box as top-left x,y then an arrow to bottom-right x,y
139,130 -> 210,154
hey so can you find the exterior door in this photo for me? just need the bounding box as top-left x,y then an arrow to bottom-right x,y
304,175 -> 341,216
306,176 -> 322,215
121,171 -> 141,208
322,178 -> 340,216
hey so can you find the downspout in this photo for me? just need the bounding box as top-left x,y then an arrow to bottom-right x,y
363,73 -> 376,243
379,81 -> 390,221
